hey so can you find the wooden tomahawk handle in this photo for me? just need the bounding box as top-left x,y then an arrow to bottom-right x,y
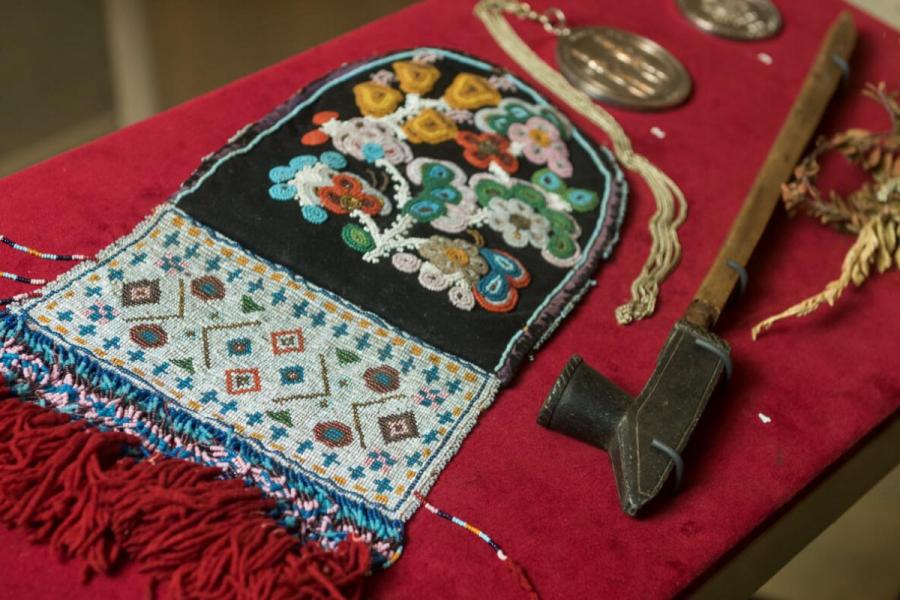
685,11 -> 857,330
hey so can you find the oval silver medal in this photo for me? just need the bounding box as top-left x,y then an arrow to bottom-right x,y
556,27 -> 692,111
677,0 -> 782,40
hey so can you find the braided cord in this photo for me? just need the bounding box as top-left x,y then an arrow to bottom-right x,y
474,0 -> 687,324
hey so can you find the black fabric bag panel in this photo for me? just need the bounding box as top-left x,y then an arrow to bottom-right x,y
177,48 -> 626,378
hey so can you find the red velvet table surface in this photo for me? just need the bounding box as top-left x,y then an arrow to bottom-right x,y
1,1 -> 898,598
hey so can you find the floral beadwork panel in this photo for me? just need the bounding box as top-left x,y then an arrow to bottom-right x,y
23,208 -> 498,519
178,48 -> 627,377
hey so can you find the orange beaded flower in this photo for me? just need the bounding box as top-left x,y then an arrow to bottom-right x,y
455,131 -> 518,173
317,174 -> 384,215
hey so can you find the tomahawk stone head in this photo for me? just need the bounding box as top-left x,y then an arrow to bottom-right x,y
537,319 -> 729,516
536,10 -> 855,516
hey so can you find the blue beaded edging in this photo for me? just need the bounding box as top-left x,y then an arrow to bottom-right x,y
0,308 -> 407,567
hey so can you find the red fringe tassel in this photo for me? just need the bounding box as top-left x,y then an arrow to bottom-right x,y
0,387 -> 370,599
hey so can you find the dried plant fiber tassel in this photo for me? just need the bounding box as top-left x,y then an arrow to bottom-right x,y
752,217 -> 883,339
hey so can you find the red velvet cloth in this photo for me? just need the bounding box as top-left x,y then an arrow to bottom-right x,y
1,1 -> 897,598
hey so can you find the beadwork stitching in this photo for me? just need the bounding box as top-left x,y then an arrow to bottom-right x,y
15,206 -> 500,523
0,47 -> 632,577
259,52 -> 618,316
0,319 -> 405,567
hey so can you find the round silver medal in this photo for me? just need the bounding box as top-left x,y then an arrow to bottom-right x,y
677,0 -> 782,40
556,27 -> 692,111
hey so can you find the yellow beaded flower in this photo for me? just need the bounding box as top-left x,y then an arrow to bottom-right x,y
402,109 -> 459,144
443,73 -> 501,110
392,61 -> 441,95
353,82 -> 404,117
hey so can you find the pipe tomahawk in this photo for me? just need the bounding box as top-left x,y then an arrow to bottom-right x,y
537,12 -> 857,516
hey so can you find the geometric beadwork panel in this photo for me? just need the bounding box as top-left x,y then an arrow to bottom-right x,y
26,207 -> 497,518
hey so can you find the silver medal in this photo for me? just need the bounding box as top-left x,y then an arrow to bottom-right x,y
677,0 -> 782,40
556,27 -> 692,111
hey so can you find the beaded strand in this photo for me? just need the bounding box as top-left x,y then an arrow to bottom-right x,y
0,271 -> 47,285
0,235 -> 90,261
414,492 -> 540,599
0,234 -> 90,304
0,290 -> 42,305
415,492 -> 506,557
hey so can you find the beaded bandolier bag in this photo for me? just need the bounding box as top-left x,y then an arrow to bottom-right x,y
0,49 -> 627,595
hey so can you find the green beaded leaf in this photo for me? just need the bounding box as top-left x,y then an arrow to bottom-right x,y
341,223 -> 375,252
511,183 -> 546,210
266,410 -> 294,427
420,162 -> 455,187
403,197 -> 447,222
474,178 -> 510,207
546,233 -> 577,259
532,168 -> 567,194
565,188 -> 600,213
542,210 -> 578,235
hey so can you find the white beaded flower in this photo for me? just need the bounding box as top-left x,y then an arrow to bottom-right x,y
485,197 -> 551,249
